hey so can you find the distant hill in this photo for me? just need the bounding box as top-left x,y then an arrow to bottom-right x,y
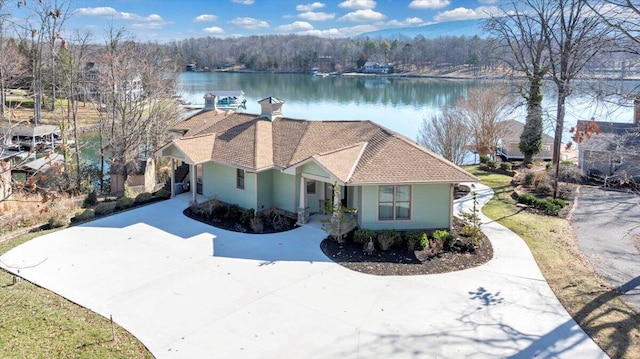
357,19 -> 487,40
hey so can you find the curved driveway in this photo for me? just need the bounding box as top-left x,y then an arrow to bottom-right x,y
0,184 -> 605,358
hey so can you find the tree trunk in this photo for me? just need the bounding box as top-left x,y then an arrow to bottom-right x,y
552,83 -> 568,198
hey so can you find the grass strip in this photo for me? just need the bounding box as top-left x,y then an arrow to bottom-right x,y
0,229 -> 154,359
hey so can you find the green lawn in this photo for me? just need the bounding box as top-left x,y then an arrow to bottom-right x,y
0,230 -> 153,359
465,165 -> 640,358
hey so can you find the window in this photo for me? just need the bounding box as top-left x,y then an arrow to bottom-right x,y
306,179 -> 316,194
378,185 -> 411,221
236,169 -> 245,189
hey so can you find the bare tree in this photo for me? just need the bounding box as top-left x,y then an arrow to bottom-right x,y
456,86 -> 515,158
486,0 -> 552,165
93,27 -> 179,195
543,0 -> 610,197
417,108 -> 471,165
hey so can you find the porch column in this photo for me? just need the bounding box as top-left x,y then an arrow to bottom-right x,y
319,182 -> 326,214
170,158 -> 175,198
297,176 -> 309,224
190,163 -> 196,203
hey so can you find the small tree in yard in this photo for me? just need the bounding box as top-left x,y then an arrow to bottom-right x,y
417,108 -> 472,166
460,190 -> 483,246
322,182 -> 356,244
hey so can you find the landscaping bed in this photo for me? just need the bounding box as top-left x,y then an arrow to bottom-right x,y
184,200 -> 298,233
320,218 -> 493,276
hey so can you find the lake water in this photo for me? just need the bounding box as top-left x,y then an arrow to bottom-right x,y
179,72 -> 638,144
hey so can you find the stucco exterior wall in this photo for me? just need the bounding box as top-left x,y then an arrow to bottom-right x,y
256,170 -> 273,211
359,183 -> 452,231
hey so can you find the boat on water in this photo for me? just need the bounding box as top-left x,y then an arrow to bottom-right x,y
205,90 -> 246,110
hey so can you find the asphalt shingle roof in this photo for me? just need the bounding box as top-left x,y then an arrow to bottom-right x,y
163,109 -> 477,184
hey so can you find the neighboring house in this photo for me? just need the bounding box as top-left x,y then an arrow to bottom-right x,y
496,119 -> 554,161
157,95 -> 477,231
361,61 -> 390,74
577,119 -> 640,178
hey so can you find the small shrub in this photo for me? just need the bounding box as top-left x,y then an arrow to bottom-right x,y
486,160 -> 496,168
154,188 -> 171,199
354,228 -> 375,244
523,172 -> 535,186
212,203 -> 228,220
134,192 -> 153,204
560,160 -> 575,166
428,237 -> 444,254
535,175 -> 553,196
500,162 -> 512,171
518,193 -> 538,206
432,229 -> 455,249
461,224 -> 483,245
546,162 -> 553,170
376,230 -> 399,251
543,201 -> 562,216
404,231 -> 427,250
94,202 -> 116,216
83,190 -> 97,208
73,208 -> 95,221
479,154 -> 489,164
557,186 -> 574,200
116,196 -> 135,210
234,223 -> 247,233
226,204 -> 242,221
240,208 -> 254,225
557,164 -> 584,183
48,211 -> 70,228
249,216 -> 264,233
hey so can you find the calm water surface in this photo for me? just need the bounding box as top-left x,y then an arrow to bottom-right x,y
179,72 -> 637,142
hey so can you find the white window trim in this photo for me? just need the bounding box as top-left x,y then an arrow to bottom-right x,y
377,184 -> 412,222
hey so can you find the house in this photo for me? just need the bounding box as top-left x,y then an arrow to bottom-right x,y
157,95 -> 477,231
496,119 -> 554,161
361,61 -> 390,74
577,118 -> 640,179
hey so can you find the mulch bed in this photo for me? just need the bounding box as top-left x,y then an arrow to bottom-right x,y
320,219 -> 493,276
183,208 -> 298,234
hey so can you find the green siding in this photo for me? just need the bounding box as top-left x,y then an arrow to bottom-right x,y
360,183 -> 452,230
300,162 -> 330,179
256,170 -> 273,211
272,170 -> 295,213
166,146 -> 185,160
202,162 -> 256,209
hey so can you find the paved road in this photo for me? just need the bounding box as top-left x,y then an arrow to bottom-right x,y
0,187 -> 605,359
572,187 -> 640,312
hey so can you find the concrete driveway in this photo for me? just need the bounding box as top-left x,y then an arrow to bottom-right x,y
1,185 -> 605,358
572,186 -> 640,312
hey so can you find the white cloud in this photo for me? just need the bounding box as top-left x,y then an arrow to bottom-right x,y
339,9 -> 385,22
434,6 -> 498,21
298,11 -> 335,21
231,0 -> 254,4
301,24 -> 377,37
387,17 -> 425,27
338,0 -> 376,10
230,17 -> 269,29
73,7 -> 169,28
276,21 -> 314,31
408,0 -> 450,10
296,2 -> 325,11
203,26 -> 225,34
193,14 -> 218,23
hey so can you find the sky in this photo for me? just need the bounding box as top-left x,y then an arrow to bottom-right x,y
8,0 -> 503,42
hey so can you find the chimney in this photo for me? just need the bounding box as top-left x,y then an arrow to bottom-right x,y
635,96 -> 640,125
258,96 -> 284,121
203,93 -> 217,111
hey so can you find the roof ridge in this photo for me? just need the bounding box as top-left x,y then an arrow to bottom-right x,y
316,141 -> 368,156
